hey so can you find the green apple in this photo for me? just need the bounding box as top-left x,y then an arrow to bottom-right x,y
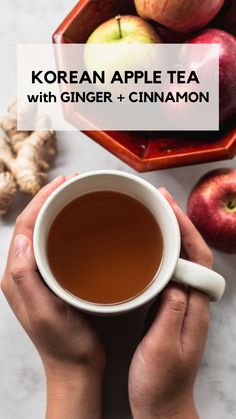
86,15 -> 160,44
84,15 -> 161,90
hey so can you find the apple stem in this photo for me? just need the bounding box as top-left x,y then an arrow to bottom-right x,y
228,199 -> 236,210
116,15 -> 122,38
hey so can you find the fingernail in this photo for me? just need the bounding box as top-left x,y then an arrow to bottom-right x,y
51,175 -> 65,185
159,187 -> 173,200
14,235 -> 29,255
159,187 -> 170,196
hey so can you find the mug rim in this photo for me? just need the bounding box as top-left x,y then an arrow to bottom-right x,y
33,170 -> 181,314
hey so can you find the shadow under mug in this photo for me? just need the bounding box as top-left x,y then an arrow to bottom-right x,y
33,170 -> 225,315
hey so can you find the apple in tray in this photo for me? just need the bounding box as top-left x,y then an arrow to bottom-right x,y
85,15 -> 161,93
86,15 -> 160,45
189,29 -> 236,123
188,169 -> 236,254
134,0 -> 224,33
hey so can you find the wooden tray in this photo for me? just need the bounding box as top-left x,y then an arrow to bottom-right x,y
53,0 -> 236,172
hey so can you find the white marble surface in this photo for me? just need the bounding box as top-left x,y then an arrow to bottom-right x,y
0,1 -> 236,418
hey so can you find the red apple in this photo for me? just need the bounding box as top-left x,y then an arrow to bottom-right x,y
134,0 -> 224,33
189,29 -> 236,123
187,168 -> 236,253
211,0 -> 236,37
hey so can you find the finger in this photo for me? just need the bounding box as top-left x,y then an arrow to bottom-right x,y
159,188 -> 213,268
12,174 -> 76,251
144,283 -> 188,351
7,234 -> 57,312
3,176 -> 69,312
181,288 -> 210,356
16,174 -> 77,235
16,175 -> 66,234
5,175 -> 66,271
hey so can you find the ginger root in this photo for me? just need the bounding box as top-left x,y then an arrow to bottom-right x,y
0,98 -> 29,147
0,99 -> 57,214
0,131 -> 56,195
0,116 -> 29,147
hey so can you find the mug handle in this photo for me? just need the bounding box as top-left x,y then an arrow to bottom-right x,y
173,258 -> 226,301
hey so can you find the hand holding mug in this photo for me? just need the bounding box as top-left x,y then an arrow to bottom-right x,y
1,176 -> 105,419
33,171 -> 225,313
128,188 -> 212,419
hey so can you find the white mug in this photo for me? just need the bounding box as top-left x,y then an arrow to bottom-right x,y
33,170 -> 225,315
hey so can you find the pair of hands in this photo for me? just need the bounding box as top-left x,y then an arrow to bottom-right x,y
1,175 -> 212,419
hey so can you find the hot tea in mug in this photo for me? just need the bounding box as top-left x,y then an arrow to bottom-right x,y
47,191 -> 164,304
34,171 -> 225,315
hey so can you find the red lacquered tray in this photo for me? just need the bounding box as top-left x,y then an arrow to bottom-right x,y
53,0 -> 236,172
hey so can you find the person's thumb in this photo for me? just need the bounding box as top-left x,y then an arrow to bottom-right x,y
10,234 -> 49,306
143,284 -> 188,351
